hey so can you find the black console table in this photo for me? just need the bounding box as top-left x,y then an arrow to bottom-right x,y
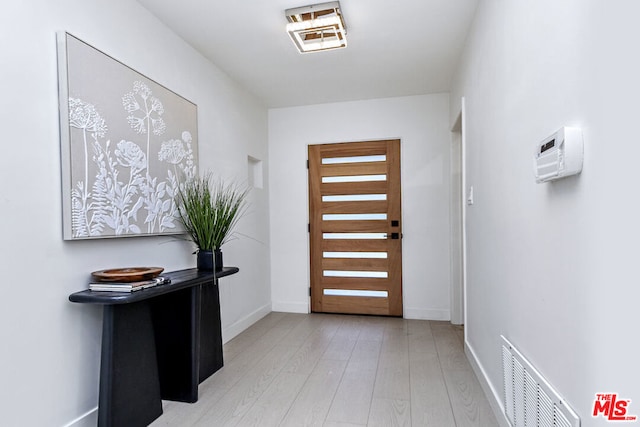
69,267 -> 239,427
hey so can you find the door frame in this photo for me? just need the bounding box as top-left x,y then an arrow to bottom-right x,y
450,97 -> 467,326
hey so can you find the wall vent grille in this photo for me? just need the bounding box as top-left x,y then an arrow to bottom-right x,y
501,336 -> 580,427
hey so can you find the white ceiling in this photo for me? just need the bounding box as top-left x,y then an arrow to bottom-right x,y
136,0 -> 478,108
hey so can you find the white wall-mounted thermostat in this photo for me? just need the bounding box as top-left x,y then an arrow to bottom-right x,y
534,126 -> 583,183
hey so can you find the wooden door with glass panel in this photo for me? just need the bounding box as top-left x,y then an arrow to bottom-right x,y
308,139 -> 402,316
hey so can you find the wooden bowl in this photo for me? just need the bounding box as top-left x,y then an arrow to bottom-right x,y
91,267 -> 164,282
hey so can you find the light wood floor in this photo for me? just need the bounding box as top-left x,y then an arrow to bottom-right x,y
150,312 -> 498,426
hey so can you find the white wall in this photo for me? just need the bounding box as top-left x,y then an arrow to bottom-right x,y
0,1 -> 269,425
451,0 -> 640,424
268,94 -> 452,320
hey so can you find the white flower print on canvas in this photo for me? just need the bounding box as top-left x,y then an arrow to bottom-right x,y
60,33 -> 198,239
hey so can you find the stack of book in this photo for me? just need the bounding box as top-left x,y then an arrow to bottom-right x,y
89,276 -> 171,292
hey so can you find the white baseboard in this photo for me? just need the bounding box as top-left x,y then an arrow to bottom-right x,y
221,302 -> 271,343
63,407 -> 98,427
403,307 -> 450,320
464,339 -> 511,427
269,304 -> 448,319
271,300 -> 309,314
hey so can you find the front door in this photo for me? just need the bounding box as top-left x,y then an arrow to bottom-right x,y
308,139 -> 402,316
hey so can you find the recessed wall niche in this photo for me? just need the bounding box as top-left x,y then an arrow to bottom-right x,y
248,155 -> 263,189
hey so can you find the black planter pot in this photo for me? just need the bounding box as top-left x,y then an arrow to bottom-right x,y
197,249 -> 223,271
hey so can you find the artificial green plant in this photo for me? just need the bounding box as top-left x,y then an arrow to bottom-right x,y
176,172 -> 249,251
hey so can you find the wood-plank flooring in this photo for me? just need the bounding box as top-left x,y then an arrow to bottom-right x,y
149,312 -> 498,426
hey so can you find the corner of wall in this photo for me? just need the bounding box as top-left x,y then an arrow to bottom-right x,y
464,339 -> 510,427
62,408 -> 98,427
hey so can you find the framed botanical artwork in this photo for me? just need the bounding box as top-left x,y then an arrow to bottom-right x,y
57,32 -> 198,240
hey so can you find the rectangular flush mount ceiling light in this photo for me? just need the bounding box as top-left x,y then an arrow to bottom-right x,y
285,1 -> 347,53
